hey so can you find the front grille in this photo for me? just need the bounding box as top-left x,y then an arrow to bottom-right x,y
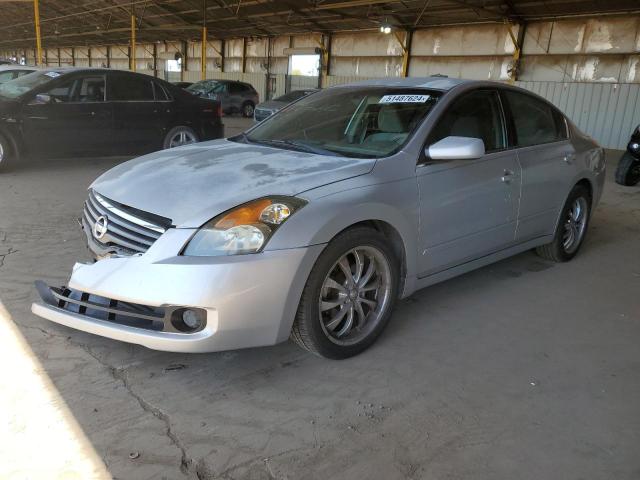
83,189 -> 170,256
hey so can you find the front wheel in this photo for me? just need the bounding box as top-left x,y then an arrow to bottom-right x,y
163,126 -> 199,150
615,152 -> 640,186
291,227 -> 400,359
241,102 -> 255,118
536,184 -> 591,262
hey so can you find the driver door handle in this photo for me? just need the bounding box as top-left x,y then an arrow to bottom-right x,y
501,169 -> 515,183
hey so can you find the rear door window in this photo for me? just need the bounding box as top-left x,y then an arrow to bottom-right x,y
109,75 -> 154,101
504,90 -> 565,147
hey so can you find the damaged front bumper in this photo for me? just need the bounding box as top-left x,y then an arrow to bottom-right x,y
31,228 -> 324,353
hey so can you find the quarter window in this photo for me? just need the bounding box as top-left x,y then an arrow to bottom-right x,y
429,90 -> 506,152
504,91 -> 565,147
109,75 -> 154,101
153,82 -> 170,101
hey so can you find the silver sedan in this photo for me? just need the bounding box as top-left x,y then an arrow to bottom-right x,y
32,77 -> 605,359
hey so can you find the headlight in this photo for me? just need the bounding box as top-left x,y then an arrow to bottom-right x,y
182,197 -> 306,256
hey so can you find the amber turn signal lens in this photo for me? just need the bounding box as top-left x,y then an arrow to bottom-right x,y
214,199 -> 272,229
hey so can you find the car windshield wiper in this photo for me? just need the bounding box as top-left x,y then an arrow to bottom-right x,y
249,138 -> 341,156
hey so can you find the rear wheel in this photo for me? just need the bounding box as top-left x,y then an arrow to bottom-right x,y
291,227 -> 399,359
535,184 -> 591,262
163,126 -> 199,149
241,102 -> 255,118
615,151 -> 640,186
0,133 -> 14,173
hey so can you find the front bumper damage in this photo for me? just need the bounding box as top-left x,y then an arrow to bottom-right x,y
31,228 -> 324,353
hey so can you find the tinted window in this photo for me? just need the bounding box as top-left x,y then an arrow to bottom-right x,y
229,83 -> 250,94
153,82 -> 170,101
109,75 -> 154,101
43,78 -> 76,102
430,90 -> 506,152
41,75 -> 105,103
76,76 -> 105,102
505,91 -> 564,147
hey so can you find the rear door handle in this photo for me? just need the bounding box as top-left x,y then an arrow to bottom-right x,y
563,153 -> 576,164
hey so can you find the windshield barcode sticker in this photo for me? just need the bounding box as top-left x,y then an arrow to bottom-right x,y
379,94 -> 430,104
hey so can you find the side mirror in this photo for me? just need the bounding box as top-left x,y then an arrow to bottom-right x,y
29,93 -> 52,105
426,136 -> 485,161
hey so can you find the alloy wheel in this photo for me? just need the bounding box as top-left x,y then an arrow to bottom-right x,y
244,104 -> 254,117
168,130 -> 197,148
319,246 -> 392,346
562,197 -> 588,254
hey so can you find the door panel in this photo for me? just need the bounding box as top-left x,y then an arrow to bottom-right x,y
23,103 -> 113,155
501,90 -> 576,241
417,152 -> 521,276
417,88 -> 520,276
21,74 -> 112,156
108,73 -> 169,154
515,141 -> 575,240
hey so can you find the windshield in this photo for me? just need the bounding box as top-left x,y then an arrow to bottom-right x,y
0,70 -> 58,99
274,90 -> 313,102
240,87 -> 440,158
186,80 -> 225,95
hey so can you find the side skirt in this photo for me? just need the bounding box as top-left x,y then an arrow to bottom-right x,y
411,235 -> 553,293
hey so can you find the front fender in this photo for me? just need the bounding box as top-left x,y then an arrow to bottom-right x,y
266,176 -> 421,295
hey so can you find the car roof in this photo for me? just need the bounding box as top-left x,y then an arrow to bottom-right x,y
333,76 -> 472,92
0,65 -> 38,71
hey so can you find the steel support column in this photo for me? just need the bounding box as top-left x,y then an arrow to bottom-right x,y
394,30 -> 412,77
33,0 -> 43,66
505,20 -> 526,83
130,11 -> 136,71
241,37 -> 246,73
201,0 -> 207,80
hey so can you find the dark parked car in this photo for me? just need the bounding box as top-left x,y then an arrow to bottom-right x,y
0,68 -> 224,171
186,79 -> 259,117
254,89 -> 318,122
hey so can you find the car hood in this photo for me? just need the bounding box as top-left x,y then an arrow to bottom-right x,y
91,139 -> 375,228
256,100 -> 286,111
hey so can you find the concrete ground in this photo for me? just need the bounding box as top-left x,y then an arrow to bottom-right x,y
1,119 -> 639,479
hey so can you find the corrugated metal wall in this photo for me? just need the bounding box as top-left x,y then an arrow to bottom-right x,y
516,81 -> 640,149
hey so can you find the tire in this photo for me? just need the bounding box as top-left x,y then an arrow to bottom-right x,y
535,184 -> 591,262
615,151 -> 640,186
0,132 -> 14,173
291,227 -> 400,359
241,102 -> 255,118
162,126 -> 199,150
